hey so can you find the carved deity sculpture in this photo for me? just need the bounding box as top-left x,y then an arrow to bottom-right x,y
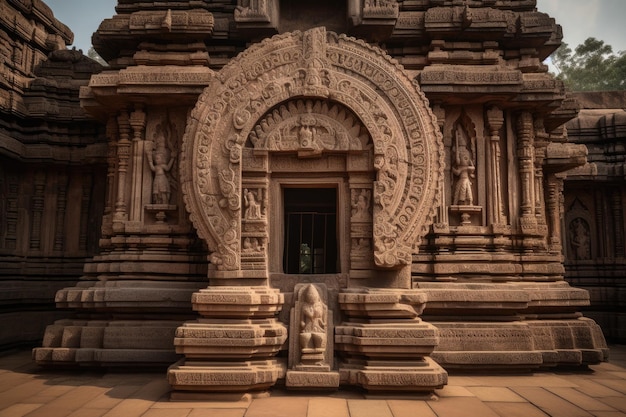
570,218 -> 591,260
243,188 -> 262,220
351,189 -> 371,221
147,123 -> 177,205
452,127 -> 476,206
299,284 -> 327,356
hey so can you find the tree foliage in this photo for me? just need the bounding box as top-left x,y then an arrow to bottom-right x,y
551,37 -> 626,91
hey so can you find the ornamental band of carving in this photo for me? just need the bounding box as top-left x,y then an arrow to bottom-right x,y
181,27 -> 443,272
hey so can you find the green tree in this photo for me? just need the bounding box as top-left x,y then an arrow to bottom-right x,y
551,37 -> 626,91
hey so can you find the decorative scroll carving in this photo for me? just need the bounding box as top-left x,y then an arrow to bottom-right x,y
181,28 -> 443,272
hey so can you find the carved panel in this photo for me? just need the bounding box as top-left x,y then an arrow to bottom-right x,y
181,28 -> 443,272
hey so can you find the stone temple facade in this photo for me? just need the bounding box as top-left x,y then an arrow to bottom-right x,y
564,91 -> 626,344
1,0 -> 612,395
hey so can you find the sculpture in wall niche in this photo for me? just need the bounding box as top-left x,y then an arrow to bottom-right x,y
569,217 -> 591,260
451,116 -> 477,206
235,0 -> 268,19
147,122 -> 177,205
351,189 -> 372,221
299,284 -> 327,361
243,188 -> 263,220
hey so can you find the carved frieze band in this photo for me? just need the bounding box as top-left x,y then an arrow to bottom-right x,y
181,27 -> 443,271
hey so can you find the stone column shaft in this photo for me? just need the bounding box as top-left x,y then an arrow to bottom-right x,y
114,112 -> 131,224
516,112 -> 536,225
129,107 -> 146,222
486,106 -> 505,225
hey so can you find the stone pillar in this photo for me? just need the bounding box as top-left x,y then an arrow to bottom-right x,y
114,111 -> 131,227
486,106 -> 505,226
129,106 -> 146,223
546,174 -> 564,254
516,112 -> 536,228
168,286 -> 287,397
335,288 -> 447,393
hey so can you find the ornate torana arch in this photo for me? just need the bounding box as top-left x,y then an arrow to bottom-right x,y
181,27 -> 444,272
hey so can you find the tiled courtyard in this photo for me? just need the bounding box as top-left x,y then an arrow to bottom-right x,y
0,347 -> 625,417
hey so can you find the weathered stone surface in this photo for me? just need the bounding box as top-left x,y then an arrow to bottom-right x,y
33,319 -> 182,366
285,370 -> 340,389
168,359 -> 286,392
340,357 -> 447,392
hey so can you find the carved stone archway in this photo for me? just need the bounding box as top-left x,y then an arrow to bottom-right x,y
171,26 -> 448,394
181,27 -> 444,278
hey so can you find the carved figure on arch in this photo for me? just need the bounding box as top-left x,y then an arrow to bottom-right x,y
351,189 -> 371,221
243,188 -> 263,220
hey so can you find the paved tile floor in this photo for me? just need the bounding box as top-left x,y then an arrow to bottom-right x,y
0,347 -> 625,417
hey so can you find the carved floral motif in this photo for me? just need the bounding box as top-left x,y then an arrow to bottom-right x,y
181,28 -> 443,272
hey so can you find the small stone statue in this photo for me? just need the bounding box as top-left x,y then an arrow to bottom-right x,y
452,128 -> 475,206
299,284 -> 327,356
148,147 -> 176,205
243,188 -> 262,220
570,218 -> 591,260
351,189 -> 371,221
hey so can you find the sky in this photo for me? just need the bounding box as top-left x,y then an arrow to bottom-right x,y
45,0 -> 626,56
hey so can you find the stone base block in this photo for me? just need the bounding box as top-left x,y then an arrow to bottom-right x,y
527,318 -> 608,366
54,280 -> 204,311
192,286 -> 284,319
286,370 -> 340,389
431,318 -> 608,369
173,319 -> 287,359
431,351 -> 544,369
339,357 -> 447,392
168,359 -> 286,392
417,283 -> 529,316
338,288 -> 427,319
33,319 -> 182,367
335,321 -> 439,357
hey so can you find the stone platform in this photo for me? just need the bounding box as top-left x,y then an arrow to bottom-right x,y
0,346 -> 624,417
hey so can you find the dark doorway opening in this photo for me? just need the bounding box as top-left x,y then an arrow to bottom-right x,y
283,188 -> 338,274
